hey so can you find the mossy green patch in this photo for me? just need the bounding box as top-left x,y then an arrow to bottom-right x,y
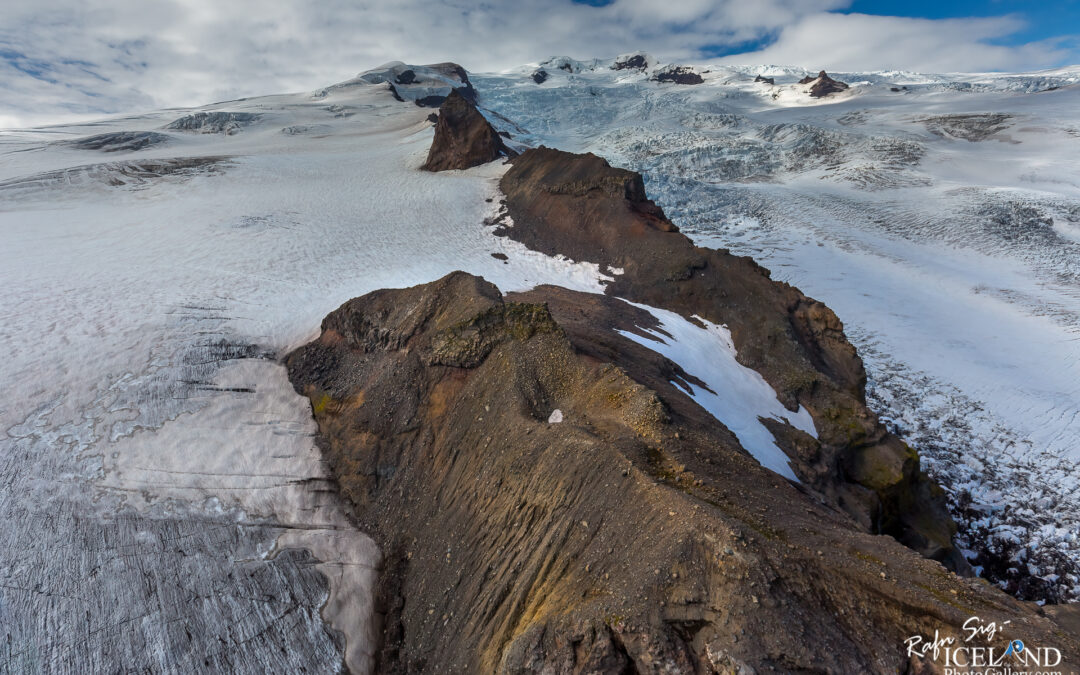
312,392 -> 336,416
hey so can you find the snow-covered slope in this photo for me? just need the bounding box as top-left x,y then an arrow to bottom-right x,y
472,58 -> 1080,602
0,76 -> 609,672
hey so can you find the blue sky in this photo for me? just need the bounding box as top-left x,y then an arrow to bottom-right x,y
1,0 -> 1078,129
848,0 -> 1080,45
570,0 -> 1080,58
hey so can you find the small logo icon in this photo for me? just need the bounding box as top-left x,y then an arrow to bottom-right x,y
1003,639 -> 1024,657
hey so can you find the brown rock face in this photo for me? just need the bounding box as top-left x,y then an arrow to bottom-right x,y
798,70 -> 850,97
421,89 -> 512,172
286,272 -> 1078,673
495,146 -> 966,571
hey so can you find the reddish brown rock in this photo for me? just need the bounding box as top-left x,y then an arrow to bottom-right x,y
799,70 -> 851,97
421,89 -> 513,172
495,146 -> 964,570
286,272 -> 1079,673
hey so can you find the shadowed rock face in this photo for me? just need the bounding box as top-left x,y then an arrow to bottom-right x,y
798,70 -> 850,98
286,272 -> 1078,673
613,54 -> 649,71
421,89 -> 514,171
754,74 -> 775,85
495,147 -> 966,571
652,65 -> 704,85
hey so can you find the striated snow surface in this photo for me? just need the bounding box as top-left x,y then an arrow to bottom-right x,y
474,58 -> 1080,601
0,76 -> 610,672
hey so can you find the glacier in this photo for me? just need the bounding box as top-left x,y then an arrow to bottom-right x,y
2,56 -> 1080,672
0,79 -> 608,672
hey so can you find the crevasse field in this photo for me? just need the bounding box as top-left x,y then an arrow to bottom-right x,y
1,58 -> 1078,671
474,60 -> 1080,602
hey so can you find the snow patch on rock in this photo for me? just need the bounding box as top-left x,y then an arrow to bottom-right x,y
617,302 -> 817,481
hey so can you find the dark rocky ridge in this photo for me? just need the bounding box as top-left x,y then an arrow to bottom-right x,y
285,97 -> 1080,670
495,147 -> 966,571
165,111 -> 259,135
286,272 -> 1079,673
613,54 -> 649,71
65,131 -> 172,152
798,70 -> 850,98
754,74 -> 775,85
421,90 -> 514,172
652,65 -> 704,85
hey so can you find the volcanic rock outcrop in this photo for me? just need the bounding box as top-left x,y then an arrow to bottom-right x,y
494,147 -> 964,570
612,52 -> 653,71
287,272 -> 1078,673
652,65 -> 704,85
284,107 -> 1080,671
798,70 -> 850,97
421,89 -> 514,172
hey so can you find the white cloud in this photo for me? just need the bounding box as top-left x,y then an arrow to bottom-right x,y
721,12 -> 1076,73
0,1 -> 1075,128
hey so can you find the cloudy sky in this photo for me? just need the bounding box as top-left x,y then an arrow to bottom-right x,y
1,0 -> 1078,128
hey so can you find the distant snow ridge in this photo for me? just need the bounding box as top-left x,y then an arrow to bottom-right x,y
612,52 -> 657,72
165,111 -> 260,135
538,55 -> 606,74
325,61 -> 477,107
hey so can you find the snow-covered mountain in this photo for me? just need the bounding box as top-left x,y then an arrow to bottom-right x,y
1,55 -> 1079,671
